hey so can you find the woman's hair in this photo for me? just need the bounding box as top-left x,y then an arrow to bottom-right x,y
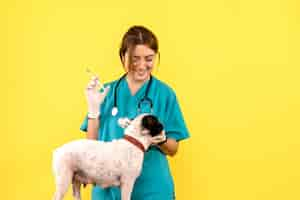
119,25 -> 160,69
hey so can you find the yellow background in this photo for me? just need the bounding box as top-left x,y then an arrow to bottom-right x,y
1,0 -> 300,199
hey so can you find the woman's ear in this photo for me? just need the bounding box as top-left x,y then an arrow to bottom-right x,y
118,118 -> 131,129
122,52 -> 131,72
121,55 -> 125,65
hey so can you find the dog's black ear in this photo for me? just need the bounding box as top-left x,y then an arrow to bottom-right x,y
142,115 -> 164,137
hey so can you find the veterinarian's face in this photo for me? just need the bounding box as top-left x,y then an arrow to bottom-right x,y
122,45 -> 156,82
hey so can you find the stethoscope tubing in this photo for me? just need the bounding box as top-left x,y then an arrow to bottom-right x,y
112,73 -> 153,116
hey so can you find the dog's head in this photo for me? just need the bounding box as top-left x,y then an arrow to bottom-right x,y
118,114 -> 163,137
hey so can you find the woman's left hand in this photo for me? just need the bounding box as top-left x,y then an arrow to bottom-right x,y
150,130 -> 167,145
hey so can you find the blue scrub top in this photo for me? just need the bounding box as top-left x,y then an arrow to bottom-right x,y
80,75 -> 190,200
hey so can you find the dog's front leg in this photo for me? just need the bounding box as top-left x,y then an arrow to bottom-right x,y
120,176 -> 136,200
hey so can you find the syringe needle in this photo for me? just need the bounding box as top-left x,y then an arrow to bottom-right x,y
86,67 -> 105,90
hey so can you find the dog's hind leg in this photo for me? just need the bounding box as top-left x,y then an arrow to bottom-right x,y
72,179 -> 82,200
52,165 -> 73,200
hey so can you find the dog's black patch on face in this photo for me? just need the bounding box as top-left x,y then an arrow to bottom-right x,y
141,115 -> 163,137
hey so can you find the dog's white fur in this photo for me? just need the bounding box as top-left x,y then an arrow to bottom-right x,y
52,114 -> 154,200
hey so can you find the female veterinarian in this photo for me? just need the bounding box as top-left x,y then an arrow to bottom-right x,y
80,25 -> 190,200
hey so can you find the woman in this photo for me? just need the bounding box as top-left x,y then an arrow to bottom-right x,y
80,25 -> 190,200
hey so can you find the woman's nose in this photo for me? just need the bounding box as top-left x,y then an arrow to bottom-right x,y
135,60 -> 148,69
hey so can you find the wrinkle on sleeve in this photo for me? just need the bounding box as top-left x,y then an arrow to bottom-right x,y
163,91 -> 190,141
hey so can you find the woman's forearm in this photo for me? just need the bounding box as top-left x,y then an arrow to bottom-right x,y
158,138 -> 179,157
87,118 -> 100,140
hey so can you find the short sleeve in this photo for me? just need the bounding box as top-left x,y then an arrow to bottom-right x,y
163,92 -> 190,141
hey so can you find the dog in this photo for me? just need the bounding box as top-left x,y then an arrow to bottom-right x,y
52,114 -> 163,200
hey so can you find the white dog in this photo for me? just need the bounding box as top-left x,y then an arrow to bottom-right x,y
52,114 -> 164,200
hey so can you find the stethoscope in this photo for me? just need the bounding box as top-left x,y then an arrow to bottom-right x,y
111,74 -> 153,116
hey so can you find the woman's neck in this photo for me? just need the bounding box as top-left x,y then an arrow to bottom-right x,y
125,73 -> 150,96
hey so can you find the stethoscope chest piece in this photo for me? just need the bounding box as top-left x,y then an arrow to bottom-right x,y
111,107 -> 118,116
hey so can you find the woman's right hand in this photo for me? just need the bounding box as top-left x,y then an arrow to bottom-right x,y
85,76 -> 110,115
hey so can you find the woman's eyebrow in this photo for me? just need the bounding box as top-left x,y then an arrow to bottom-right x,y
146,55 -> 155,58
133,54 -> 155,58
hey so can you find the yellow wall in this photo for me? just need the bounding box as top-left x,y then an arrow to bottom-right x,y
1,0 -> 300,199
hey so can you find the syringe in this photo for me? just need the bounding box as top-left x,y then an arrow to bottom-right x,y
86,68 -> 105,90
